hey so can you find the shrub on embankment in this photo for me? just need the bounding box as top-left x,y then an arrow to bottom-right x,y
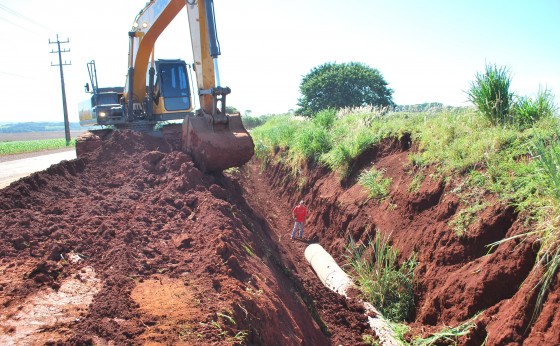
251,104 -> 560,336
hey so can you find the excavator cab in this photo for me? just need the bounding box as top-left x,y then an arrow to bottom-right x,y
154,60 -> 191,112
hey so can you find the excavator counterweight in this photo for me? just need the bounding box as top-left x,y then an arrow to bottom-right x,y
76,0 -> 254,172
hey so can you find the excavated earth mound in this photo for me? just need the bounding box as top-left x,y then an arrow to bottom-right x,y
0,131 -> 371,345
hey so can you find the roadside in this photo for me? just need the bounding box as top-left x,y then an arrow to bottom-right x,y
0,147 -> 75,163
0,149 -> 76,188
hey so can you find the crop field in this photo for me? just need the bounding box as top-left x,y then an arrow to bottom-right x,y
0,131 -> 84,156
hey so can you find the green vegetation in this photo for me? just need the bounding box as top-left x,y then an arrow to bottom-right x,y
515,131 -> 560,325
241,115 -> 272,129
385,314 -> 478,345
200,312 -> 248,345
346,234 -> 417,321
296,62 -> 394,117
448,201 -> 488,237
252,108 -> 410,178
467,63 -> 556,128
0,138 -> 75,155
252,64 -> 559,333
467,63 -> 513,125
513,88 -> 557,128
358,166 -> 392,200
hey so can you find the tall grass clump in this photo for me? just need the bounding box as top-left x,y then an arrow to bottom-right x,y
290,124 -> 331,163
346,234 -> 416,321
512,87 -> 557,128
358,167 -> 391,200
251,115 -> 300,159
525,130 -> 560,324
312,108 -> 337,129
467,63 -> 513,125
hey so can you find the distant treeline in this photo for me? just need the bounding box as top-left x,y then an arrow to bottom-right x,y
394,102 -> 470,112
0,122 -> 82,133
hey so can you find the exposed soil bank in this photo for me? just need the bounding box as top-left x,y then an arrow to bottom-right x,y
258,136 -> 560,345
0,131 -> 372,345
1,131 -> 559,345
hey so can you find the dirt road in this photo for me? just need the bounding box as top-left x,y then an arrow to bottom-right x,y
0,149 -> 76,189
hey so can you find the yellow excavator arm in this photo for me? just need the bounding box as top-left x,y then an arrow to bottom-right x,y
125,0 -> 226,121
79,0 -> 253,172
123,0 -> 254,171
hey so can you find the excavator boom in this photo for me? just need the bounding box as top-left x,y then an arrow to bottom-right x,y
77,0 -> 254,172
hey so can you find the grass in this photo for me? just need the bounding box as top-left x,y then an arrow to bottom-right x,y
252,110 -> 412,178
251,95 -> 560,330
467,63 -> 556,129
513,88 -> 557,128
0,138 -> 75,156
466,63 -> 513,125
345,233 -> 417,322
504,130 -> 560,326
387,314 -> 479,346
412,317 -> 478,345
200,312 -> 248,345
358,166 -> 392,200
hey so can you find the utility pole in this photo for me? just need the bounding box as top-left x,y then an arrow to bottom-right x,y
49,34 -> 72,145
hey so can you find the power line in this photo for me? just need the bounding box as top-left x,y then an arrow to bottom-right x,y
0,70 -> 34,79
0,15 -> 35,33
0,3 -> 52,31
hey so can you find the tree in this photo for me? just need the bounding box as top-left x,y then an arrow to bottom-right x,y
226,106 -> 239,114
296,62 -> 394,117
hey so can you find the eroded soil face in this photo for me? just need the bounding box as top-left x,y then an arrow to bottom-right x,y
261,136 -> 560,345
1,131 -> 559,345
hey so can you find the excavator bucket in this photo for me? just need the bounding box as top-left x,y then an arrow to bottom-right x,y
182,113 -> 254,172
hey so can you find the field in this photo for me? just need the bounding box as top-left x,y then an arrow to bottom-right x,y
0,131 -> 85,156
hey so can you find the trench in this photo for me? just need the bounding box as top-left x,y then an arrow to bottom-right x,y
1,131 -> 552,345
230,162 -> 372,344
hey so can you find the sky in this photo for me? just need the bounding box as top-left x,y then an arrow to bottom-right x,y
0,0 -> 558,124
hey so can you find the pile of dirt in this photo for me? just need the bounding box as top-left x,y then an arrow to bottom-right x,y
259,136 -> 560,345
0,130 -> 374,345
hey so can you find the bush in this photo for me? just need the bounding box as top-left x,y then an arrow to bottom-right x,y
467,63 -> 513,125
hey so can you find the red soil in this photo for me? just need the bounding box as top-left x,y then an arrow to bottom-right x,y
1,130 -> 558,345
262,135 -> 559,345
0,131 -> 368,345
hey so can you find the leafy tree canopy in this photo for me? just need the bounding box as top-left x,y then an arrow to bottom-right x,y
296,62 -> 395,117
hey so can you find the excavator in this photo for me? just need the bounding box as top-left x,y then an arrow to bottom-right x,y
77,0 -> 254,172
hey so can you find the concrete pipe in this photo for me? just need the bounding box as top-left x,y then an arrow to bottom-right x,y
304,243 -> 353,297
304,243 -> 400,346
